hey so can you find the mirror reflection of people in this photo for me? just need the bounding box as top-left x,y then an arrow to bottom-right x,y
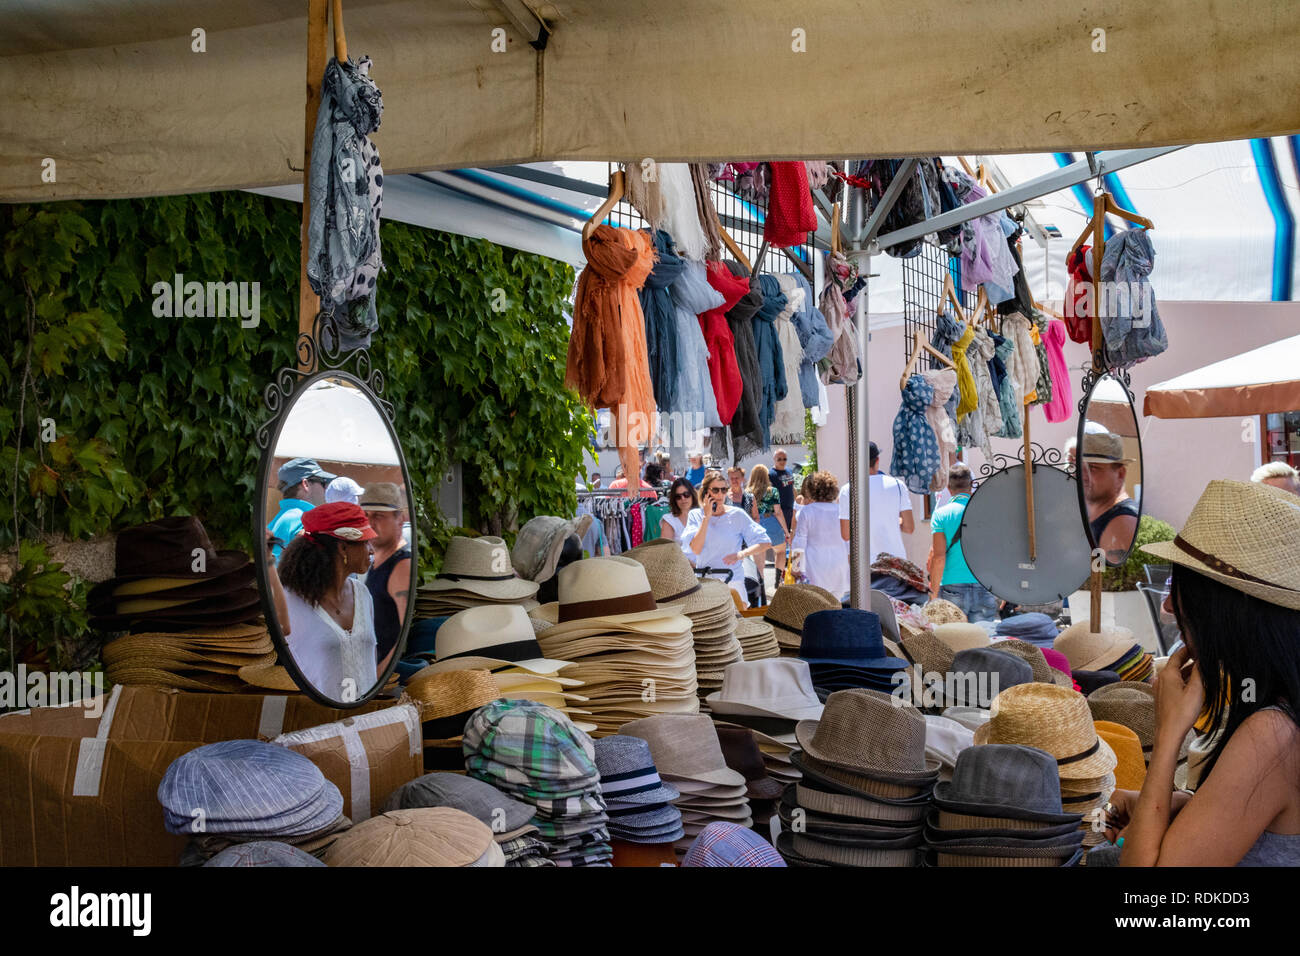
1251,462 -> 1300,497
359,482 -> 411,673
681,471 -> 771,607
268,458 -> 337,563
1080,431 -> 1140,564
325,475 -> 365,504
277,502 -> 378,700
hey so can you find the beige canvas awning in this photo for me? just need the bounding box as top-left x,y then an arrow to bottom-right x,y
3,0 -> 1300,202
1144,334 -> 1300,418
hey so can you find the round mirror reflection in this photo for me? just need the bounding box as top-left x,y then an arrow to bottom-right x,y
1076,373 -> 1144,568
258,374 -> 415,706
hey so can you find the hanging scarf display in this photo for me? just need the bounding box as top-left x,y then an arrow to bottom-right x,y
1042,318 -> 1074,423
789,272 -> 835,408
566,225 -> 656,481
996,226 -> 1038,317
891,374 -> 941,495
624,160 -> 667,228
690,163 -> 725,262
731,163 -> 770,203
934,313 -> 977,421
965,326 -> 1001,456
701,261 -> 750,425
861,159 -> 943,259
637,230 -> 685,412
711,261 -> 767,464
657,163 -> 709,260
820,251 -> 862,385
764,162 -> 818,248
667,260 -> 726,429
991,333 -> 1023,439
1064,245 -> 1094,347
945,169 -> 1020,299
1100,228 -> 1168,369
770,274 -> 809,445
805,161 -> 831,190
752,274 -> 789,451
928,311 -> 963,426
921,369 -> 958,493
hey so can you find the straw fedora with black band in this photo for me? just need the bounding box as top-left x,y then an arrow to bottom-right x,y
417,604 -> 572,675
624,537 -> 728,615
1143,479 -> 1300,611
426,536 -> 539,602
974,683 -> 1117,780
531,557 -> 687,632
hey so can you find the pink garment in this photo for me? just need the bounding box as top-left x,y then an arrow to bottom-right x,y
1042,319 -> 1074,423
630,505 -> 644,548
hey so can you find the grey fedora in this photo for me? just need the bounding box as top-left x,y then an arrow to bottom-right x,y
932,744 -> 1083,825
945,648 -> 1034,708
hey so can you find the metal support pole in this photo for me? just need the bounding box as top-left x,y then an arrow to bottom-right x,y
847,186 -> 871,609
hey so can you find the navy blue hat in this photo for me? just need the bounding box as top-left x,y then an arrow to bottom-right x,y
407,616 -> 447,657
799,609 -> 909,673
277,457 -> 337,489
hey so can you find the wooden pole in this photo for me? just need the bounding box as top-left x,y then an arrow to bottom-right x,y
1023,404 -> 1036,562
1090,568 -> 1103,633
332,0 -> 348,61
298,0 -> 328,373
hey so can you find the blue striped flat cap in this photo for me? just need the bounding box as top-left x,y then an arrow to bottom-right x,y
203,841 -> 327,867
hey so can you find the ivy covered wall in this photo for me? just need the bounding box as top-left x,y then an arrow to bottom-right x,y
1,193 -> 589,663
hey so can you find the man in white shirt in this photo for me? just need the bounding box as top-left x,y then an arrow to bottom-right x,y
838,442 -> 915,563
681,472 -> 772,607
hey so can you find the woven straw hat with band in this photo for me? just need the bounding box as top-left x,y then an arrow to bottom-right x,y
425,536 -> 539,601
624,538 -> 728,615
1143,479 -> 1300,610
408,669 -> 502,722
764,584 -> 841,644
974,683 -> 1117,780
1053,622 -> 1137,673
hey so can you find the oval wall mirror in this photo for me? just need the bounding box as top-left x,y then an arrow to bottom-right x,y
1076,372 -> 1144,568
255,371 -> 416,707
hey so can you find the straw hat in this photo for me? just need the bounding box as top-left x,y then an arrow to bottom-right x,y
624,538 -> 722,613
619,714 -> 745,788
974,683 -> 1117,780
764,583 -> 841,647
418,604 -> 572,675
324,807 -> 502,867
795,689 -> 940,784
531,557 -> 684,631
1143,480 -> 1300,610
1094,720 -> 1147,791
1079,431 -> 1136,464
900,629 -> 955,678
426,536 -> 540,601
238,661 -> 301,691
1053,622 -> 1137,673
989,639 -> 1072,688
407,669 -> 502,723
922,599 -> 967,625
933,623 -> 991,653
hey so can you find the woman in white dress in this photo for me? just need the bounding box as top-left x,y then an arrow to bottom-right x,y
276,501 -> 379,702
791,471 -> 850,601
660,478 -> 700,560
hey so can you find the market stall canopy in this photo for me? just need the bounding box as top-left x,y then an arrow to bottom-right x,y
1144,334 -> 1300,418
4,0 -> 1300,202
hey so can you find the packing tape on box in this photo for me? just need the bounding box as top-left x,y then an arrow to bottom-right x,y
257,695 -> 288,740
340,721 -> 371,821
72,684 -> 124,798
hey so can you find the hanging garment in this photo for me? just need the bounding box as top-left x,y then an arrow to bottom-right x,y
929,311 -> 965,426
820,251 -> 862,385
1042,318 -> 1074,423
1100,228 -> 1168,369
996,226 -> 1038,317
714,261 -> 767,464
921,369 -> 959,493
701,261 -> 749,425
811,376 -> 831,427
566,225 -> 656,482
1064,246 -> 1094,346
788,272 -> 835,408
991,334 -> 1023,439
931,158 -> 966,251
770,275 -> 808,446
945,168 -> 1020,297
1029,317 -> 1053,408
752,275 -> 789,451
690,164 -> 725,261
951,317 -> 978,420
732,163 -> 770,204
981,213 -> 1021,305
307,55 -> 384,350
638,229 -> 685,413
765,162 -> 818,248
1002,312 -> 1040,407
658,163 -> 709,260
969,327 -> 1002,450
891,374 -> 942,495
667,260 -> 726,429
805,161 -> 831,190
624,160 -> 667,228
861,159 -> 943,259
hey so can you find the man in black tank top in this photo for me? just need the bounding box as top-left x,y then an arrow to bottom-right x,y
359,482 -> 412,670
1080,431 -> 1140,564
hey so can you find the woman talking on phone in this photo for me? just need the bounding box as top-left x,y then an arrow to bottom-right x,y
680,471 -> 771,607
1104,481 -> 1300,866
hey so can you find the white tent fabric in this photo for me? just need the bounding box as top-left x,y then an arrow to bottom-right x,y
1144,334 -> 1300,419
274,379 -> 399,464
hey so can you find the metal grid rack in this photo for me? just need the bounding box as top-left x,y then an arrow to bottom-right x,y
900,240 -> 979,366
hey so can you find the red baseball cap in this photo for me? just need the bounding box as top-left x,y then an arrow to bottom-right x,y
301,502 -> 378,542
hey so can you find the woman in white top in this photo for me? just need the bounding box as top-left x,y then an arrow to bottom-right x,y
791,471 -> 850,601
276,501 -> 380,702
660,478 -> 699,554
680,471 -> 772,606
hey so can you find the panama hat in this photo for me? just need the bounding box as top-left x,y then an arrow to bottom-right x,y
357,482 -> 406,513
531,557 -> 685,631
511,515 -> 594,584
624,537 -> 726,614
974,683 -> 1117,780
706,658 -> 825,722
426,536 -> 539,601
1143,480 -> 1300,610
795,689 -> 940,785
1054,622 -> 1137,673
418,605 -> 572,675
1079,431 -> 1136,464
932,623 -> 990,653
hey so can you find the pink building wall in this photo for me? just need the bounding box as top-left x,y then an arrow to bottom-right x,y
819,301 -> 1300,568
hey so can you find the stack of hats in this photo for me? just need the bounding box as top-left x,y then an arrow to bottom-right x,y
1094,720 -> 1148,791
706,659 -> 824,786
988,639 -> 1075,689
382,772 -> 552,866
777,689 -> 938,867
405,668 -> 503,771
870,554 -> 929,604
734,616 -> 780,661
798,609 -> 910,700
923,714 -> 975,782
992,612 -> 1061,648
204,842 -> 325,867
532,557 -> 699,735
463,699 -> 611,866
92,517 -> 272,692
682,822 -> 786,867
624,538 -> 743,698
716,725 -> 785,829
324,808 -> 505,867
593,735 -> 684,864
1042,647 -> 1078,689
416,536 -> 539,619
620,714 -> 752,858
974,682 -> 1118,849
1088,682 -> 1165,767
921,598 -> 967,626
158,740 -> 348,864
926,744 -> 1085,867
409,605 -> 594,733
764,583 -> 842,657
1055,622 -> 1154,684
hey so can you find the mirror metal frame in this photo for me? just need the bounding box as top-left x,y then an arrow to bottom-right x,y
253,315 -> 416,708
1075,368 -> 1145,569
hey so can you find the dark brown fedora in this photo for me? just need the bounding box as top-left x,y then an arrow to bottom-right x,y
715,725 -> 785,802
88,516 -> 251,604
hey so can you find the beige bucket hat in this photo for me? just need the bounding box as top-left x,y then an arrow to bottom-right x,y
619,714 -> 746,788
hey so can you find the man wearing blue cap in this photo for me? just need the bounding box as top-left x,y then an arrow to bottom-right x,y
268,458 -> 337,563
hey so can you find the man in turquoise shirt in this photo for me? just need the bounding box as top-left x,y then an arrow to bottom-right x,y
928,463 -> 999,622
268,457 -> 336,563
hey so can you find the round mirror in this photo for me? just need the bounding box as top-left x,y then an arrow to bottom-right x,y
1076,373 -> 1144,568
960,463 -> 1093,605
255,372 -> 416,706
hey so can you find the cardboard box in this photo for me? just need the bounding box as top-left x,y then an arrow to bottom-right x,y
272,703 -> 422,822
0,685 -> 400,866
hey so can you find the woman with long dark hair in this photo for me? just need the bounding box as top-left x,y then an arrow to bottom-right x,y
1107,481 -> 1300,865
277,501 -> 380,701
660,477 -> 699,547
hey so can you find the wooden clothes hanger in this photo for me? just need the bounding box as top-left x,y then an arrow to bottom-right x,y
719,226 -> 752,275
830,201 -> 842,256
582,170 -> 626,241
900,330 -> 956,391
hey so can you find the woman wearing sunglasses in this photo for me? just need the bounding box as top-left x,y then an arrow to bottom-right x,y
681,471 -> 772,607
660,477 -> 700,550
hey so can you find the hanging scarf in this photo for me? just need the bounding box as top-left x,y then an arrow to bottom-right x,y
701,261 -> 750,425
764,162 -> 817,248
996,226 -> 1038,317
714,261 -> 766,463
658,163 -> 709,260
1100,228 -> 1168,369
1002,312 -> 1039,407
805,161 -> 831,190
951,317 -> 979,420
820,251 -> 862,385
624,160 -> 667,228
930,311 -> 964,426
991,333 -> 1023,439
1064,245 -> 1094,346
967,327 -> 1001,454
637,230 -> 684,412
922,369 -> 958,493
690,164 -> 724,261
891,374 -> 941,495
1042,318 -> 1074,423
789,272 -> 835,408
770,274 -> 808,445
667,260 -> 726,428
1030,316 -> 1053,408
752,274 -> 789,450
566,225 -> 656,482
